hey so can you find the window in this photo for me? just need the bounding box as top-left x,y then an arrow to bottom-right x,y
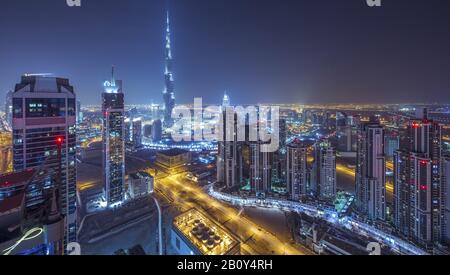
68,99 -> 76,116
25,98 -> 66,118
13,98 -> 23,118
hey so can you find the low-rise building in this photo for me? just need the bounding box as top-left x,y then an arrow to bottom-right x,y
128,171 -> 154,199
156,149 -> 191,174
171,208 -> 240,255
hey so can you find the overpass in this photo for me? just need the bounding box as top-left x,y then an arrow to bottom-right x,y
208,186 -> 427,255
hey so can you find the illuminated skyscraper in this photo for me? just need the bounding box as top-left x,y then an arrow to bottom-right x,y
311,140 -> 336,200
5,90 -> 13,127
12,74 -> 77,248
394,109 -> 443,250
222,92 -> 230,108
76,100 -> 83,124
272,119 -> 287,186
163,11 -> 176,129
444,158 -> 450,244
355,117 -> 386,221
152,119 -> 163,142
250,141 -> 272,196
102,68 -> 125,207
125,117 -> 143,150
286,139 -> 308,201
216,111 -> 245,188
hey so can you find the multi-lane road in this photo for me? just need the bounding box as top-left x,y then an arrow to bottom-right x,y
154,173 -> 312,255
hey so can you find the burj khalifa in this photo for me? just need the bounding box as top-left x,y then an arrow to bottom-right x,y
163,11 -> 176,129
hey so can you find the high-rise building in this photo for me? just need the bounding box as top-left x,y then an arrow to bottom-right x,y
5,90 -> 13,127
132,118 -> 142,148
337,125 -> 353,153
152,119 -> 162,142
102,68 -> 125,207
286,139 -> 308,201
250,142 -> 272,196
393,110 -> 443,249
355,117 -> 386,221
443,158 -> 450,245
336,112 -> 358,155
125,117 -> 142,150
12,74 -> 77,248
216,111 -> 245,189
272,119 -> 287,186
163,11 -> 176,129
76,100 -> 83,124
143,124 -> 153,139
312,140 -> 336,200
222,92 -> 230,108
384,132 -> 400,159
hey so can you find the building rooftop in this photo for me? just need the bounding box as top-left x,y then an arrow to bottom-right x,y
0,170 -> 35,189
0,193 -> 24,215
129,171 -> 153,180
173,208 -> 240,255
15,75 -> 74,94
158,148 -> 189,157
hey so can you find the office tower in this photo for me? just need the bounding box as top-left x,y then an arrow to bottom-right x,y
163,11 -> 176,129
444,158 -> 450,244
125,117 -> 142,150
384,132 -> 400,159
216,111 -> 245,189
337,125 -> 352,152
5,90 -> 13,127
222,92 -> 230,108
393,110 -> 442,249
76,100 -> 83,124
132,118 -> 142,148
152,119 -> 163,142
336,112 -> 347,128
143,124 -> 152,139
336,112 -> 352,153
102,68 -> 125,207
125,118 -> 131,144
312,140 -> 336,200
12,74 -> 77,247
336,112 -> 359,155
355,117 -> 386,221
250,142 -> 272,196
272,119 -> 287,185
286,139 -> 308,201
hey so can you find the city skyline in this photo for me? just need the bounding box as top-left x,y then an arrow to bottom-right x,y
0,0 -> 450,106
1,0 -> 450,258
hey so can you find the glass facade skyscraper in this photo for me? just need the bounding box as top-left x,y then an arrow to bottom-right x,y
12,74 -> 77,249
355,117 -> 386,221
102,71 -> 125,207
394,110 -> 443,250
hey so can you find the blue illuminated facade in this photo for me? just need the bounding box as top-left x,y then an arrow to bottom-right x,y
102,69 -> 125,207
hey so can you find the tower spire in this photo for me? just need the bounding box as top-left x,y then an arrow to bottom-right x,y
163,9 -> 176,128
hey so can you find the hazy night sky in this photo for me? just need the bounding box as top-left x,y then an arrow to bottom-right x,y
0,0 -> 449,105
